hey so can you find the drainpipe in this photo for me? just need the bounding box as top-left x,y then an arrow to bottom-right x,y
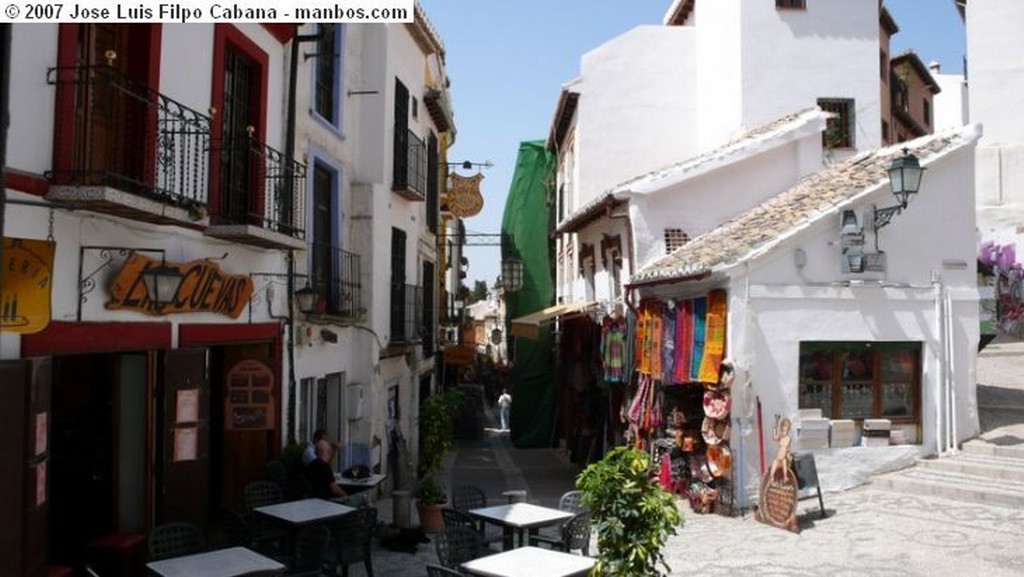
945,286 -> 958,453
932,270 -> 945,456
283,28 -> 322,441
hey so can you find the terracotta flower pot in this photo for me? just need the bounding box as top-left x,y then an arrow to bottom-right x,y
416,501 -> 447,534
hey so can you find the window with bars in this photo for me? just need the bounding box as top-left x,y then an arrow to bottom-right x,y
390,227 -> 407,341
664,228 -> 690,254
923,98 -> 932,127
798,342 -> 921,423
776,0 -> 805,8
314,24 -> 338,123
818,98 -> 855,149
311,162 -> 334,311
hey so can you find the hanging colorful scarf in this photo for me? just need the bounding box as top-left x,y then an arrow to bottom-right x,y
698,289 -> 728,383
674,299 -> 693,383
662,306 -> 676,383
604,320 -> 626,382
690,297 -> 707,381
649,305 -> 663,378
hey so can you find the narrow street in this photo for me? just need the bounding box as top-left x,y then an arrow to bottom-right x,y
365,342 -> 1024,576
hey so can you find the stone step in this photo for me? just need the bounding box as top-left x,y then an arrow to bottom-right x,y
872,466 -> 1024,508
962,439 -> 1024,461
916,453 -> 1024,482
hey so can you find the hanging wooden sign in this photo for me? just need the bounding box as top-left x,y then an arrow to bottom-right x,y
1,237 -> 55,334
447,173 -> 485,217
107,252 -> 254,318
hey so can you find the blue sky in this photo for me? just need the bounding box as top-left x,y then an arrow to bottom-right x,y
420,0 -> 966,287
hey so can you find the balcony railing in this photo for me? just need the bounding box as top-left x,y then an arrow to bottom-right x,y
392,129 -> 426,201
213,133 -> 307,240
389,282 -> 423,344
47,64 -> 211,206
310,243 -> 362,320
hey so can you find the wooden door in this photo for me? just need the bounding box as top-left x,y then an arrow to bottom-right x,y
79,24 -> 129,180
156,348 -> 209,526
0,358 -> 51,577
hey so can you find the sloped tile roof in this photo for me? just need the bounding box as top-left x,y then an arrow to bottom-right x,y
629,125 -> 981,287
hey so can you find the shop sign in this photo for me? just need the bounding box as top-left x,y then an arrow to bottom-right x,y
107,252 -> 254,319
447,173 -> 484,217
444,345 -> 475,366
224,359 -> 276,431
757,469 -> 799,533
1,237 -> 55,334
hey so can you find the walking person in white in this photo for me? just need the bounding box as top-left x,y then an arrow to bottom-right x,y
497,388 -> 512,431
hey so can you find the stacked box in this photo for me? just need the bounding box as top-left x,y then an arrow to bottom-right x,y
862,418 -> 891,447
829,419 -> 856,448
797,417 -> 830,450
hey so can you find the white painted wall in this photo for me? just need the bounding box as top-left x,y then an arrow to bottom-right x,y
576,25 -> 697,204
930,65 -> 968,132
7,25 -> 57,174
967,0 -> 1024,229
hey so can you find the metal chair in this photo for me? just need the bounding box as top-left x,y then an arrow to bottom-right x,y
324,506 -> 378,577
218,508 -> 253,549
450,485 -> 487,512
244,480 -> 285,511
425,563 -> 464,577
441,508 -> 502,549
435,525 -> 486,571
265,460 -> 290,494
558,490 -> 586,513
147,522 -> 206,561
285,525 -> 331,577
528,511 -> 591,556
243,481 -> 289,556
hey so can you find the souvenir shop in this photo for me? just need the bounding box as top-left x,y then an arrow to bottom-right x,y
599,288 -> 735,515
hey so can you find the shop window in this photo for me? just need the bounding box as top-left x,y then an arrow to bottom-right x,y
798,342 -> 921,423
818,98 -> 855,149
665,228 -> 690,254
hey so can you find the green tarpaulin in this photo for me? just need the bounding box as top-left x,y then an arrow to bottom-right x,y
501,140 -> 556,448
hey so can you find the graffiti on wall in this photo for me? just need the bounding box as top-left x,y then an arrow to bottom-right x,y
979,240 -> 1024,338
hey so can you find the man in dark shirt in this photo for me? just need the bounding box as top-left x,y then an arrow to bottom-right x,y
305,439 -> 347,500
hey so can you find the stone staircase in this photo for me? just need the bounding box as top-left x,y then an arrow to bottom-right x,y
872,439 -> 1024,508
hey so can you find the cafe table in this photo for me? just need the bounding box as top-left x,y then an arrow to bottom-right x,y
461,546 -> 596,577
145,546 -> 285,577
467,502 -> 574,550
253,497 -> 355,526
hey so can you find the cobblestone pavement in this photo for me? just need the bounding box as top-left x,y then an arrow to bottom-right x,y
357,339 -> 1024,576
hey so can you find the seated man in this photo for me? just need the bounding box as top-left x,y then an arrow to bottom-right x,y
303,428 -> 342,466
305,439 -> 347,500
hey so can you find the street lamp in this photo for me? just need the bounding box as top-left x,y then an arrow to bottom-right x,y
294,283 -> 319,315
139,258 -> 184,311
501,257 -> 523,292
875,148 -> 925,230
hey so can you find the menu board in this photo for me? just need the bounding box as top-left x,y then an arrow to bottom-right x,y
224,359 -> 276,430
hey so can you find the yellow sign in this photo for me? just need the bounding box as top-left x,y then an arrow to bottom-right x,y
447,173 -> 485,217
1,237 -> 55,334
444,345 -> 475,366
107,252 -> 254,319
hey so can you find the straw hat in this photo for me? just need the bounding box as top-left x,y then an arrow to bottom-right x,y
702,389 -> 731,420
706,444 -> 732,477
701,417 -> 730,445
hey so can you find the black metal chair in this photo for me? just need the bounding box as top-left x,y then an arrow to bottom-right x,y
450,485 -> 487,512
528,511 -> 591,556
435,525 -> 486,571
425,563 -> 464,577
147,522 -> 206,561
441,508 -> 503,549
265,460 -> 290,494
218,508 -> 252,549
324,506 -> 378,577
558,490 -> 586,513
284,525 -> 331,577
243,481 -> 289,555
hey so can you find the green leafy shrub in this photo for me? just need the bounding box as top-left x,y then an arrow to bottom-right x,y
576,446 -> 682,576
415,388 -> 465,505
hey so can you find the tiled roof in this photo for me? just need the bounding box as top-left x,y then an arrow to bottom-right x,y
629,125 -> 981,287
555,193 -> 622,235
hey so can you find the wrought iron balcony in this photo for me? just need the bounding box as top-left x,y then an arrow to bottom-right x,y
206,132 -> 307,250
46,64 -> 211,224
309,243 -> 363,320
392,129 -> 427,201
389,282 -> 424,344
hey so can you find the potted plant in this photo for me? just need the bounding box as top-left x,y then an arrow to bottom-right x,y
576,446 -> 683,576
415,388 -> 464,532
